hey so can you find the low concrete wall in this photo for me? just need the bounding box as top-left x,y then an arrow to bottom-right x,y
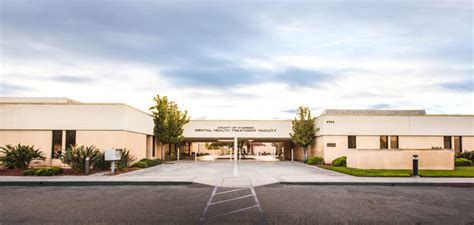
347,149 -> 454,170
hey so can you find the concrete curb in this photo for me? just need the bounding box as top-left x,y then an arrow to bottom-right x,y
0,181 -> 193,186
279,182 -> 474,187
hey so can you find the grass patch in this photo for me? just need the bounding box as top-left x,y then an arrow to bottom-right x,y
319,165 -> 474,177
418,167 -> 474,177
319,165 -> 411,177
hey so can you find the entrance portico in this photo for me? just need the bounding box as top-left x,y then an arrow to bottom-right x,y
183,120 -> 294,161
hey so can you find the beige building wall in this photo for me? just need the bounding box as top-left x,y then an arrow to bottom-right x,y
321,136 -> 350,163
76,130 -> 147,162
356,136 -> 380,149
347,149 -> 454,170
463,137 -> 474,152
310,136 -> 324,158
399,136 -> 444,149
0,130 -> 53,166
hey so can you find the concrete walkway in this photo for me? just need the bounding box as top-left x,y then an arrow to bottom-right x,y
1,160 -> 473,187
118,160 -> 348,187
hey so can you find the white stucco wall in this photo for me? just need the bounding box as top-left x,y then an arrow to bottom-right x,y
0,103 -> 153,135
318,115 -> 474,136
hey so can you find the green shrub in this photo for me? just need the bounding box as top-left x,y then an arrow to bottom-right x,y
458,151 -> 474,161
132,158 -> 161,168
0,144 -> 46,169
455,158 -> 472,166
22,167 -> 63,176
95,152 -> 111,170
21,169 -> 36,176
117,149 -> 136,170
306,156 -> 324,165
132,161 -> 148,168
60,145 -> 101,173
332,156 -> 347,167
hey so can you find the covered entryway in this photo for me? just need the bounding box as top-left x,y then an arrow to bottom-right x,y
177,120 -> 297,162
182,138 -> 293,162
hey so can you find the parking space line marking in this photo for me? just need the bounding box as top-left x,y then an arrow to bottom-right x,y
198,187 -> 217,224
201,205 -> 259,221
209,194 -> 254,205
214,188 -> 249,195
251,187 -> 268,225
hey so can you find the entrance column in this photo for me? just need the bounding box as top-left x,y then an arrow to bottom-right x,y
233,137 -> 238,161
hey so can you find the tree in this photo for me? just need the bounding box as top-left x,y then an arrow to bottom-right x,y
289,106 -> 318,161
149,95 -> 190,160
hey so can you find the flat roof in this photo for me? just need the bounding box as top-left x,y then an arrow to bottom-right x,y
322,109 -> 426,116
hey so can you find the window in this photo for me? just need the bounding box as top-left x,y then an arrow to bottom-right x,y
444,136 -> 452,149
52,130 -> 62,159
454,136 -> 462,154
348,136 -> 356,149
152,136 -> 156,157
326,120 -> 335,124
65,130 -> 76,150
327,143 -> 336,147
380,136 -> 388,149
390,136 -> 398,149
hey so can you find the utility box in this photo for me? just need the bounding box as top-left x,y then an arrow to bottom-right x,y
105,148 -> 122,161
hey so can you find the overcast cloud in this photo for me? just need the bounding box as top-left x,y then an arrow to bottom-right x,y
0,0 -> 472,119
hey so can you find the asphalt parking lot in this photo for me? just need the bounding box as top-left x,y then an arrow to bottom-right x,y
0,184 -> 473,224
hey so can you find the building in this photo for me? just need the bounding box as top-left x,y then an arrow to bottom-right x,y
0,97 -> 157,167
1,97 -> 473,170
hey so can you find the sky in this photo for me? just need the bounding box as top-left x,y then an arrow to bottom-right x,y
0,0 -> 473,119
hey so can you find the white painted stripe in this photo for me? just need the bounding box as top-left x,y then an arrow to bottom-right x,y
209,194 -> 254,205
214,188 -> 249,195
201,205 -> 259,221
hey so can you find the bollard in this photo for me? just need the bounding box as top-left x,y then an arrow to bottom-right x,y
412,155 -> 419,177
84,157 -> 90,175
291,148 -> 294,162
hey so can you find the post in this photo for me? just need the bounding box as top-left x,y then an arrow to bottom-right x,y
291,148 -> 294,162
282,147 -> 285,160
84,157 -> 90,175
195,147 -> 198,162
234,137 -> 238,161
257,152 -> 259,162
111,161 -> 115,174
177,147 -> 180,161
412,155 -> 419,177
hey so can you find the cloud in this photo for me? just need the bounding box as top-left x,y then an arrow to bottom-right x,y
0,1 -> 472,117
0,82 -> 32,94
440,80 -> 474,92
371,104 -> 391,109
52,75 -> 93,83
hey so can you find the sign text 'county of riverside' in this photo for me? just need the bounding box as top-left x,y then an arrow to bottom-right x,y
194,126 -> 277,133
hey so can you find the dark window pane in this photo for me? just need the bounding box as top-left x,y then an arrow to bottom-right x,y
454,136 -> 462,154
444,136 -> 452,149
348,136 -> 356,149
152,136 -> 156,157
390,136 -> 398,149
65,130 -> 76,150
52,130 -> 62,159
380,136 -> 388,149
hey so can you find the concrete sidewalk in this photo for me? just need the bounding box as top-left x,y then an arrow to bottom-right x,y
1,161 -> 473,187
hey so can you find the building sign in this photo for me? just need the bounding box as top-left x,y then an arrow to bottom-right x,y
195,126 -> 277,133
183,120 -> 292,139
327,143 -> 336,147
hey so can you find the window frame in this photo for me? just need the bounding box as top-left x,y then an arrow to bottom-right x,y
348,136 -> 356,149
443,136 -> 452,149
390,136 -> 398,149
52,130 -> 63,159
65,130 -> 76,151
380,136 -> 389,149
